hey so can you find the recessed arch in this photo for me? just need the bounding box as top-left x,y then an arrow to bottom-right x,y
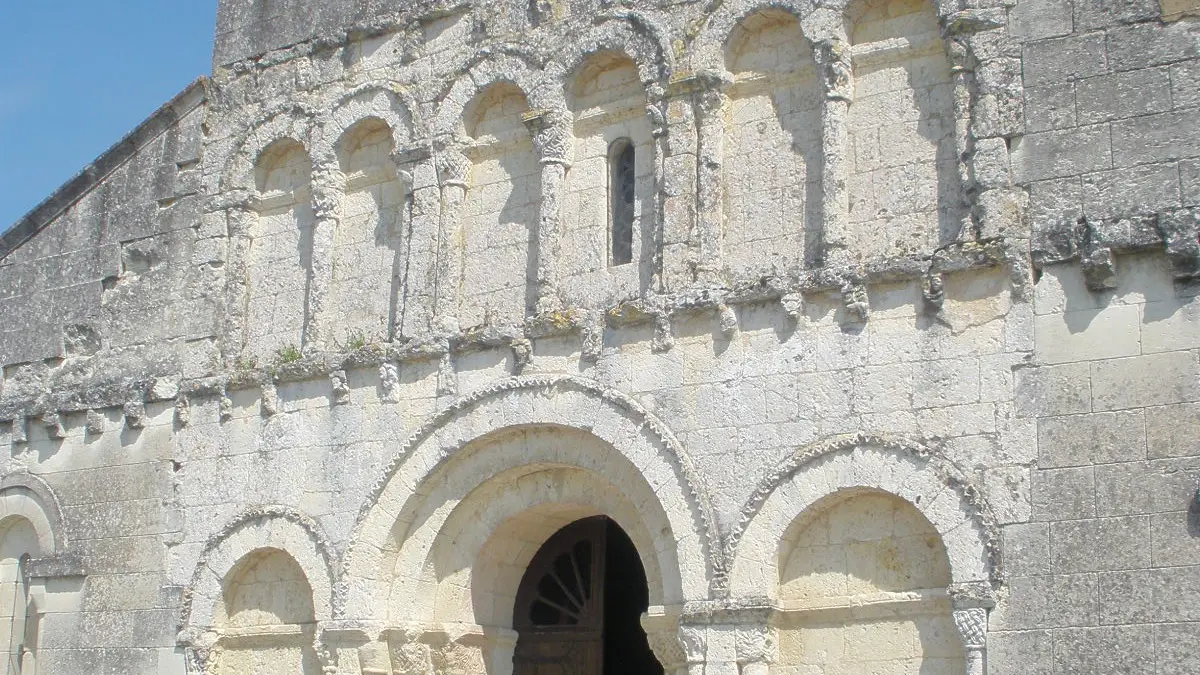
431,52 -> 557,140
728,434 -> 1000,600
552,15 -> 674,93
339,376 -> 723,622
312,83 -> 423,168
0,473 -> 67,556
219,103 -> 316,194
179,507 -> 337,637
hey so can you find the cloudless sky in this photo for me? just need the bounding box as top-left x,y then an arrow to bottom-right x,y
0,1 -> 218,230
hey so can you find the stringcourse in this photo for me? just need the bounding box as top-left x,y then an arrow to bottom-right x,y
1,0 -> 1199,673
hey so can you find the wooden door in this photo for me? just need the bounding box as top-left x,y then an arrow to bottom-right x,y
512,517 -> 608,675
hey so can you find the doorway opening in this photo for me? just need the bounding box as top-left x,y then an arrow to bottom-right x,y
512,516 -> 664,675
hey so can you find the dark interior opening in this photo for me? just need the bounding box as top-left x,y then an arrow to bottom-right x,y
602,518 -> 663,675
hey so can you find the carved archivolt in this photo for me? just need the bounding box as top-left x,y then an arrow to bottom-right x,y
218,103 -> 318,195
312,82 -> 425,168
0,471 -> 69,557
179,506 -> 338,634
727,433 -> 1002,600
338,375 -> 724,622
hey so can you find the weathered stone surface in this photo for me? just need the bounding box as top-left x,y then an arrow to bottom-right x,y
0,1 -> 1199,673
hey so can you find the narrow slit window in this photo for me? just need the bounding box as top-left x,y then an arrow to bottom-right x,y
609,139 -> 635,266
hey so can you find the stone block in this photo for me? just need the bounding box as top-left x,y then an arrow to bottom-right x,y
1050,516 -> 1152,572
1033,304 -> 1141,364
1154,622 -> 1200,674
1012,124 -> 1112,184
1147,402 -> 1200,458
1074,0 -> 1160,29
1032,466 -> 1096,521
1001,522 -> 1052,577
1182,159 -> 1200,207
1111,110 -> 1200,168
1095,457 -> 1200,516
1105,20 -> 1200,72
990,574 -> 1098,630
1050,625 -> 1156,674
1141,297 -> 1200,353
1091,352 -> 1200,411
1022,34 -> 1108,87
1007,0 -> 1073,41
990,629 -> 1054,675
1023,84 -> 1076,133
1076,67 -> 1172,124
912,358 -> 980,408
1015,363 -> 1093,417
1038,410 -> 1147,468
1027,176 -> 1083,232
1099,565 -> 1200,623
1149,510 -> 1200,567
1081,162 -> 1182,219
1171,60 -> 1200,110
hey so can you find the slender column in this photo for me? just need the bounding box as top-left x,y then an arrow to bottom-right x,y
393,147 -> 438,341
523,108 -> 573,315
814,39 -> 854,268
433,141 -> 471,336
658,77 -> 701,291
691,72 -> 730,287
305,163 -> 345,352
220,201 -> 258,364
953,607 -> 988,675
644,86 -> 669,294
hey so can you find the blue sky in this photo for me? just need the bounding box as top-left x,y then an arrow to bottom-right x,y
0,2 -> 218,230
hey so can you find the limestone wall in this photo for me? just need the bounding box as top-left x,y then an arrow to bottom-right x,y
0,0 -> 1197,674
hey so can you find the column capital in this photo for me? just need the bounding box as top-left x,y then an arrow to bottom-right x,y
311,162 -> 346,222
734,624 -> 778,666
813,39 -> 853,101
522,107 -> 573,167
434,140 -> 471,189
952,607 -> 988,651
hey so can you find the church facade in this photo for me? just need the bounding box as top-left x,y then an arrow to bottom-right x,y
0,0 -> 1198,673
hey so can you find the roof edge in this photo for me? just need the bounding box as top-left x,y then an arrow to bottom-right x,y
0,77 -> 211,261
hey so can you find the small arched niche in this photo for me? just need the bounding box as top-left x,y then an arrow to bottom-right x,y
0,518 -> 43,674
211,548 -> 321,675
844,0 -> 962,259
563,51 -> 653,297
460,82 -> 540,327
773,489 -> 964,674
723,9 -> 823,276
333,117 -> 407,345
247,138 -> 315,360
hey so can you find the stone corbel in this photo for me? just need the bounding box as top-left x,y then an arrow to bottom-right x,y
40,412 -> 65,440
840,278 -> 870,326
123,401 -> 146,430
379,362 -> 401,404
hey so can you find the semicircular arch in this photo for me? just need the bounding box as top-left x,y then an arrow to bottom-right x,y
727,434 -> 1001,600
179,507 -> 337,637
0,472 -> 68,556
312,83 -> 424,168
431,51 -> 559,140
219,103 -> 317,194
553,14 -> 674,93
339,376 -> 723,622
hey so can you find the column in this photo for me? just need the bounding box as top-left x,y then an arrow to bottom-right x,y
953,607 -> 988,675
691,72 -> 730,287
433,141 -> 470,336
305,162 -> 345,352
814,39 -> 853,268
523,108 -> 573,315
392,147 -> 438,341
220,201 -> 258,364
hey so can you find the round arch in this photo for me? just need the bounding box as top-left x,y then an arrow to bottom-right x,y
553,14 -> 674,93
338,376 -> 723,622
727,434 -> 1000,600
179,506 -> 338,638
690,0 -> 818,71
311,83 -> 425,168
0,473 -> 67,557
218,103 -> 317,194
431,50 -> 559,140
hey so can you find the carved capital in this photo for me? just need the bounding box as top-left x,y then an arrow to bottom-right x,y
814,40 -> 853,101
734,625 -> 778,665
645,630 -> 687,672
523,108 -> 573,166
387,626 -> 433,675
311,163 -> 346,221
953,607 -> 988,650
434,138 -> 471,188
678,625 -> 706,664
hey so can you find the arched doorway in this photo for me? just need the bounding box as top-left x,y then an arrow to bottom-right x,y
512,516 -> 663,675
